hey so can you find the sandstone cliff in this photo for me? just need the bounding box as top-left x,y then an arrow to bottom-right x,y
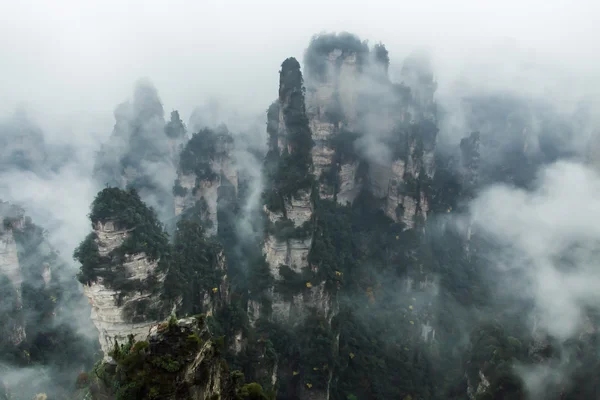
303,43 -> 438,229
78,187 -> 231,361
255,38 -> 442,400
82,220 -> 164,359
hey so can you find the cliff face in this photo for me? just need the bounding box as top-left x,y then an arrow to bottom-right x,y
254,38 -> 442,400
73,36 -> 444,400
82,220 -> 163,359
262,57 -> 326,326
305,49 -> 360,203
67,33 -> 600,400
174,127 -> 238,237
0,202 -> 26,346
78,187 -> 231,361
75,188 -> 174,360
0,202 -> 98,400
303,45 -> 438,229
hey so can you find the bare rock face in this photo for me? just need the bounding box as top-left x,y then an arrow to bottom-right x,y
258,41 -> 439,399
269,280 -> 337,327
263,188 -> 313,284
263,190 -> 314,322
305,49 -> 361,204
304,47 -> 438,229
0,220 -> 23,291
83,221 -> 163,359
337,162 -> 361,205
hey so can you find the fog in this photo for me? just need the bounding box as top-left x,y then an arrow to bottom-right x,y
1,0 -> 598,138
1,0 -> 600,398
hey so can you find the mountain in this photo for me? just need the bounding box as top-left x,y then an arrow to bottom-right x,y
2,31 -> 599,400
0,201 -> 98,400
74,32 -> 600,400
74,33 -> 454,399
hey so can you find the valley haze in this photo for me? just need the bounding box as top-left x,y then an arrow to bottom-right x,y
0,0 -> 599,399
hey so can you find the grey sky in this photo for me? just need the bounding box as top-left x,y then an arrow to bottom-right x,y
2,0 -> 594,284
1,0 -> 599,143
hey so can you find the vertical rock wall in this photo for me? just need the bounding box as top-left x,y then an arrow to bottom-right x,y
83,221 -> 162,359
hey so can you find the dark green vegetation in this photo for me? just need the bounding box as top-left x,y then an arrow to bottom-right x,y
179,128 -> 221,183
79,316 -> 274,400
164,219 -> 226,316
0,203 -> 98,400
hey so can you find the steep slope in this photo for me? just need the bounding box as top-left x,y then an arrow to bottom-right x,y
262,57 -> 323,325
75,187 -> 231,359
0,201 -> 26,346
75,188 -> 171,357
0,201 -> 97,400
252,34 -> 443,400
303,36 -> 437,228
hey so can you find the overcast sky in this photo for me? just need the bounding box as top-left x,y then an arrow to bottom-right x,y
1,0 -> 598,142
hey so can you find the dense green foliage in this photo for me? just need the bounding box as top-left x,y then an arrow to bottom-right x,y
180,198 -> 213,229
179,128 -> 220,182
87,318 -> 229,400
163,219 -> 225,314
280,58 -> 313,177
